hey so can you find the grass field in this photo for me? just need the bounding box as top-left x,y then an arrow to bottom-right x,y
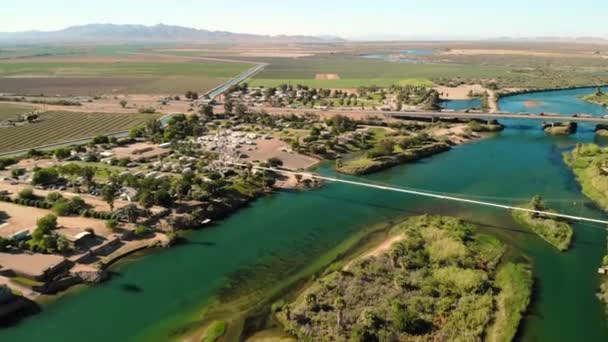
0,111 -> 159,153
0,103 -> 34,120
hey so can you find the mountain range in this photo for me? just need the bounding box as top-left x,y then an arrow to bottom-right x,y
0,24 -> 344,43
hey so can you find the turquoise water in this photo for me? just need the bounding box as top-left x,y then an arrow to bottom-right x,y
442,98 -> 481,111
2,120 -> 608,341
359,49 -> 436,63
499,87 -> 608,116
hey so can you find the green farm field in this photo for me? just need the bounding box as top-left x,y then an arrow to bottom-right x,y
0,103 -> 35,120
250,54 -> 608,89
0,111 -> 159,153
250,56 -> 508,88
0,60 -> 251,95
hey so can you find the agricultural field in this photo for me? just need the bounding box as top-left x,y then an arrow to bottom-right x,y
0,52 -> 252,95
0,111 -> 159,153
0,103 -> 35,120
250,56 -> 504,88
249,45 -> 608,89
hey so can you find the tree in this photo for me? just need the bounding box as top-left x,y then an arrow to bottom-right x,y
335,297 -> 346,328
224,100 -> 234,114
101,184 -> 119,211
235,102 -> 248,116
267,157 -> 283,168
138,191 -> 155,208
36,214 -> 58,235
376,139 -> 396,156
11,168 -> 25,179
106,218 -> 119,231
32,168 -> 59,186
154,189 -> 173,207
54,147 -> 71,160
172,176 -> 192,202
185,91 -> 199,100
201,104 -> 214,116
119,100 -> 128,108
596,87 -> 605,97
92,135 -> 110,145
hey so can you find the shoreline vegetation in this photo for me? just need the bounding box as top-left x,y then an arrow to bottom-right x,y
273,215 -> 532,341
543,121 -> 577,135
512,196 -> 573,251
580,87 -> 608,107
336,120 -> 503,175
563,144 -> 608,305
563,144 -> 608,211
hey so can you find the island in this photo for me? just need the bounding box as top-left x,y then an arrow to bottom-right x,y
335,120 -> 502,175
543,122 -> 577,135
275,215 -> 532,342
580,87 -> 608,107
512,196 -> 573,251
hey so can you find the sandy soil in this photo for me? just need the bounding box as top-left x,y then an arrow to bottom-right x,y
434,84 -> 487,100
0,181 -> 131,212
343,234 -> 405,270
0,202 -> 112,238
315,73 -> 340,80
240,138 -> 319,170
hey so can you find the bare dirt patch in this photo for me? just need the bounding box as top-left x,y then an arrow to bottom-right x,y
239,138 -> 319,170
315,73 -> 340,80
111,141 -> 169,160
0,202 -> 112,239
343,234 -> 405,270
434,84 -> 487,100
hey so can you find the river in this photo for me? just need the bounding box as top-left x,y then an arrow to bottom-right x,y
499,86 -> 608,116
3,92 -> 608,341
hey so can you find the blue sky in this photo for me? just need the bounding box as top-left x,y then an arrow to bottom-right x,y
4,0 -> 608,39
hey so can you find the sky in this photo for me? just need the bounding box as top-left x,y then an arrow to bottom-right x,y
4,0 -> 608,40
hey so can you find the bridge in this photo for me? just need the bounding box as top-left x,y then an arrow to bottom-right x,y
205,63 -> 267,99
385,110 -> 608,124
231,162 -> 608,226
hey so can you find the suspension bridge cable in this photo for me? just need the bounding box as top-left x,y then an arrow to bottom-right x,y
229,162 -> 608,226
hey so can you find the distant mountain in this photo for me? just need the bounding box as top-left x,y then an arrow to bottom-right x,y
0,23 -> 345,44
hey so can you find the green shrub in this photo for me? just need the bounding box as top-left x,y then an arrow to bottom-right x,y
19,187 -> 36,200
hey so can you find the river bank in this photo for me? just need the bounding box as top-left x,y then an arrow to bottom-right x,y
2,123 -> 608,341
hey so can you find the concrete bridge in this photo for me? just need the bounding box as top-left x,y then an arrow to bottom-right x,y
384,110 -> 608,124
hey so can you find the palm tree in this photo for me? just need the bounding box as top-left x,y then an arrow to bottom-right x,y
335,297 -> 346,329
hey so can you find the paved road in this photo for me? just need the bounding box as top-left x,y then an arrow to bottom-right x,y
205,63 -> 267,99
